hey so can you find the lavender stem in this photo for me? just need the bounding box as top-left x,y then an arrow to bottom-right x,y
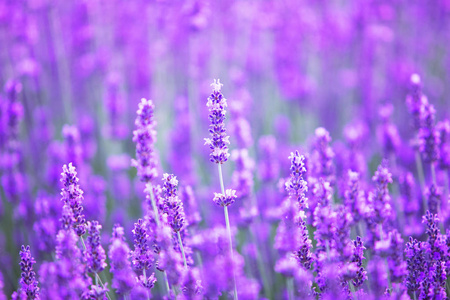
177,231 -> 188,268
287,277 -> 294,300
147,183 -> 161,227
220,161 -> 238,300
143,269 -> 150,300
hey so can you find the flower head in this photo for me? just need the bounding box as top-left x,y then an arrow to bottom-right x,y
85,221 -> 107,274
60,163 -> 86,236
213,189 -> 237,207
205,79 -> 230,164
162,173 -> 185,232
18,245 -> 39,299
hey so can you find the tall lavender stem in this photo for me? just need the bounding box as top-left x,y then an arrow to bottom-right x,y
177,231 -> 187,268
206,79 -> 238,300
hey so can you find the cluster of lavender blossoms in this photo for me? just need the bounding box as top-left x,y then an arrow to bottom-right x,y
2,2 -> 450,299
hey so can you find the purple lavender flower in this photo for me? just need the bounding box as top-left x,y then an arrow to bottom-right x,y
85,221 -> 107,274
423,211 -> 447,263
108,224 -> 135,296
368,163 -> 393,225
132,98 -> 158,182
418,103 -> 440,163
204,79 -> 230,164
405,237 -> 427,293
213,189 -> 237,207
162,173 -> 185,233
285,151 -> 308,210
179,267 -> 204,300
343,170 -> 365,223
294,218 -> 313,270
351,237 -> 367,288
60,163 -> 86,236
17,245 -> 39,299
51,227 -> 91,298
130,219 -> 153,271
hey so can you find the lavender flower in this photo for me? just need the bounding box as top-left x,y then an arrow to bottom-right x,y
343,170 -> 365,223
285,151 -> 308,210
162,173 -> 185,233
17,245 -> 39,299
351,237 -> 367,288
213,189 -> 237,207
132,98 -> 158,182
405,237 -> 427,293
130,219 -> 153,271
179,267 -> 204,300
85,221 -> 107,274
368,164 -> 393,225
204,79 -> 230,164
109,225 -> 135,296
60,163 -> 86,236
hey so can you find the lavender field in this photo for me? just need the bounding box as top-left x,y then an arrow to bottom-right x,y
1,0 -> 450,299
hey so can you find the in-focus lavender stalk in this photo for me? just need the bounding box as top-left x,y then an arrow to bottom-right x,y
60,163 -> 86,236
85,221 -> 108,297
161,173 -> 188,268
286,151 -> 313,269
204,79 -> 238,300
16,245 -> 39,299
131,219 -> 156,299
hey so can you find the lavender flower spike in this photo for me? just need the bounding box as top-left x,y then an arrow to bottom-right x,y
204,79 -> 230,164
205,79 -> 238,300
286,151 -> 308,210
60,163 -> 86,236
18,245 -> 39,299
162,173 -> 188,268
85,221 -> 107,275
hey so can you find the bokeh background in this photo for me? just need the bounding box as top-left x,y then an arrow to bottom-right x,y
1,0 -> 450,298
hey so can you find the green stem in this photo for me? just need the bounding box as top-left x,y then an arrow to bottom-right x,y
143,269 -> 150,300
177,231 -> 188,268
287,277 -> 294,300
218,164 -> 238,300
163,271 -> 171,295
147,183 -> 161,227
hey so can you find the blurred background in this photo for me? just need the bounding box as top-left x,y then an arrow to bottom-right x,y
1,0 -> 450,297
